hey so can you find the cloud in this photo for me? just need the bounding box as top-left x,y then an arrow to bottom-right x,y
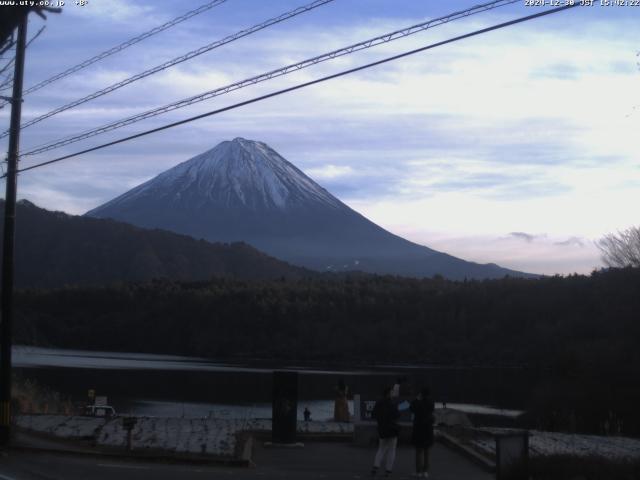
64,0 -> 157,23
509,232 -> 544,243
554,237 -> 586,248
414,171 -> 570,200
305,164 -> 354,180
304,164 -> 393,198
416,231 -> 602,275
530,63 -> 583,80
5,2 -> 639,275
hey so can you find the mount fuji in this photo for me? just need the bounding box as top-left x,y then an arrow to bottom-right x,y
86,138 -> 528,279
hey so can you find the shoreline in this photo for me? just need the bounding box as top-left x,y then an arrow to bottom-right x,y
12,344 -> 542,372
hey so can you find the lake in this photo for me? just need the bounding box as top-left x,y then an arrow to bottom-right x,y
13,346 -> 528,420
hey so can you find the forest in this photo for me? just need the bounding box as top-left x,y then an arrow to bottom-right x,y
13,267 -> 640,434
0,199 -> 310,288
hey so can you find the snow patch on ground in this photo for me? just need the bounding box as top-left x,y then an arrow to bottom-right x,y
462,427 -> 640,461
246,418 -> 354,435
16,415 -> 354,458
21,414 -> 639,462
16,414 -> 103,439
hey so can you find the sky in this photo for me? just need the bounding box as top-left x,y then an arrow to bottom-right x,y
1,0 -> 638,275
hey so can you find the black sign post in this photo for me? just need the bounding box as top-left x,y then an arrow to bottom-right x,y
495,430 -> 529,480
122,417 -> 138,451
272,371 -> 298,444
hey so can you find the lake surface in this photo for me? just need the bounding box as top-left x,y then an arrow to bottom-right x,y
13,346 -> 528,419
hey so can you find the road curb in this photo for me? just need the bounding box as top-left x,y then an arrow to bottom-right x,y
437,431 -> 496,472
9,442 -> 252,466
11,430 -> 251,467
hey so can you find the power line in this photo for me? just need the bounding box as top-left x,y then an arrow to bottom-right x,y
0,36 -> 14,57
0,53 -> 16,78
0,80 -> 13,93
0,0 -> 336,138
0,0 -> 229,110
0,69 -> 14,91
20,0 -> 521,157
0,26 -> 46,96
14,3 -> 579,177
26,26 -> 46,48
0,26 -> 46,95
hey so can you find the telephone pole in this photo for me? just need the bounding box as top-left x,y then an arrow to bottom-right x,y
0,14 -> 28,447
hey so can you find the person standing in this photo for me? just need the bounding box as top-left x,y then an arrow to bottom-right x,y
410,387 -> 435,478
371,386 -> 400,477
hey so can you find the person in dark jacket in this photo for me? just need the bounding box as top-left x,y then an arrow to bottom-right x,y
410,387 -> 435,478
371,386 -> 400,477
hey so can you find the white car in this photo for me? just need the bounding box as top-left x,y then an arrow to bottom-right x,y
84,405 -> 117,417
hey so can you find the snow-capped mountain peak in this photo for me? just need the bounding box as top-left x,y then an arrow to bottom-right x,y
102,138 -> 342,212
86,138 -> 529,280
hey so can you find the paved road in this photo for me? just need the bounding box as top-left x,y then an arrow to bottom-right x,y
0,442 -> 494,479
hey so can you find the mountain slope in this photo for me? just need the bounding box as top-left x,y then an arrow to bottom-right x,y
0,199 -> 310,288
87,138 -> 530,280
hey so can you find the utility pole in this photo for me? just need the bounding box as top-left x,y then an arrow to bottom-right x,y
0,15 -> 28,447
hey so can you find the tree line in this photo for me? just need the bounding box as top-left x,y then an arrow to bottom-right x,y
13,267 -> 640,434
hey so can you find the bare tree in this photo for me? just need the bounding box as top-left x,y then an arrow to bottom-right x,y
597,226 -> 640,268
